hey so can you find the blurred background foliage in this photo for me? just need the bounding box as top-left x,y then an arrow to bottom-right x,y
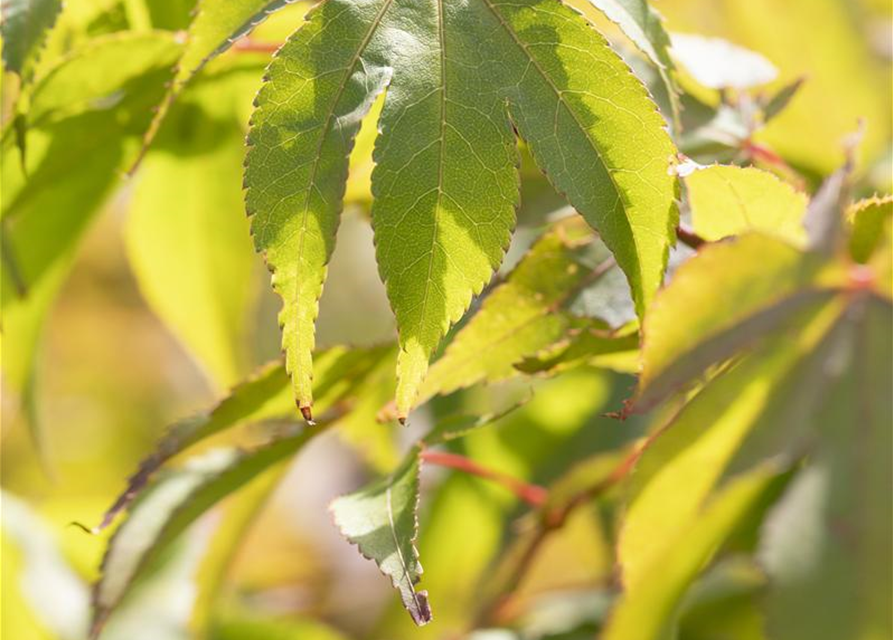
1,0 -> 890,639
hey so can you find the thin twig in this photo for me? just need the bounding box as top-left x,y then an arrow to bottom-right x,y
675,224 -> 706,250
420,450 -> 548,507
475,442 -> 649,625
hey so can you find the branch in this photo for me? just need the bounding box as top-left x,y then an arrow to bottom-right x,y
420,450 -> 548,507
475,442 -> 648,625
675,224 -> 706,250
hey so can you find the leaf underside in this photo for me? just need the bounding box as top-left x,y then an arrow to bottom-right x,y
330,449 -> 430,625
245,0 -> 677,417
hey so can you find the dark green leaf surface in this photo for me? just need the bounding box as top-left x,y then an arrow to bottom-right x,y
1,0 -> 62,76
245,0 -> 677,418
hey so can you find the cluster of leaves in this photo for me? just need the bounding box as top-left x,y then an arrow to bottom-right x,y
1,0 -> 891,639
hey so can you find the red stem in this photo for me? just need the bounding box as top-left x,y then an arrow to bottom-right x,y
420,450 -> 548,507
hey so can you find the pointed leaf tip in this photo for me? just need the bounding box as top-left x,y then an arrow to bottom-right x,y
300,406 -> 314,424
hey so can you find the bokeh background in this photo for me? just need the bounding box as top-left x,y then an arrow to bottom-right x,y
2,0 -> 890,639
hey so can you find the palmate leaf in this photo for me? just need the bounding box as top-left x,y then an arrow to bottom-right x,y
245,0 -> 677,419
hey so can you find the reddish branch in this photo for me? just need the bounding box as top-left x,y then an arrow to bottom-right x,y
420,450 -> 548,507
675,224 -> 706,250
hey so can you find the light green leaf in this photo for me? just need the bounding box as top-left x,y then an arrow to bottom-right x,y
635,234 -> 838,410
137,0 -> 297,156
605,465 -> 783,640
92,430 -> 319,638
685,165 -> 807,246
583,0 -> 679,121
0,0 -> 62,77
847,194 -> 892,264
245,0 -> 677,419
0,31 -> 181,449
126,63 -> 262,388
330,448 -> 430,625
416,219 -> 599,406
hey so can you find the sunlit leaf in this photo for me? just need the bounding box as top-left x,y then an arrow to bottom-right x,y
685,165 -> 807,246
126,62 -> 263,388
847,194 -> 892,264
635,234 -> 838,410
621,299 -> 843,590
671,33 -> 777,90
416,219 -> 602,405
583,0 -> 679,120
96,345 -> 391,532
606,465 -> 784,640
0,31 -> 181,449
245,0 -> 678,419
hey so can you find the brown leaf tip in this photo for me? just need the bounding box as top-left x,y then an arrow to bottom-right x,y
300,406 -> 315,425
409,590 -> 432,626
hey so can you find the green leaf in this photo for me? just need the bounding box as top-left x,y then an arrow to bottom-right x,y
515,322 -> 640,376
330,448 -> 430,625
621,298 -> 844,591
635,234 -> 838,410
91,430 -> 319,638
137,0 -> 296,156
96,345 -> 392,532
847,194 -> 892,264
753,297 -> 892,640
0,0 -> 62,77
0,31 -> 181,451
245,0 -> 393,414
245,0 -> 678,418
583,0 -> 680,121
685,165 -> 807,246
415,219 -> 601,406
126,63 -> 262,388
605,465 -> 784,640
173,0 -> 293,88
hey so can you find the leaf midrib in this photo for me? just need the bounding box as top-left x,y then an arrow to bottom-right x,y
477,0 -> 639,279
413,0 -> 450,359
291,0 -> 395,402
